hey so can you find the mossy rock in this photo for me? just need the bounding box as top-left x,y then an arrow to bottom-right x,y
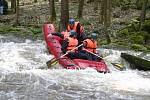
129,35 -> 144,44
121,53 -> 150,71
131,44 -> 147,51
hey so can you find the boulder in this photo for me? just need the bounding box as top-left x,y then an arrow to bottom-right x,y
121,53 -> 150,71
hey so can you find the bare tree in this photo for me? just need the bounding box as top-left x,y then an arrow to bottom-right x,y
94,0 -> 98,11
107,0 -> 111,26
139,0 -> 148,31
135,0 -> 140,6
48,0 -> 56,21
11,0 -> 16,13
99,0 -> 104,23
77,0 -> 84,18
16,0 -> 19,25
60,0 -> 69,31
34,0 -> 37,3
99,0 -> 111,44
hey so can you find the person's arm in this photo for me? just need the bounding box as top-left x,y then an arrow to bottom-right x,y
51,32 -> 64,39
61,39 -> 69,54
81,32 -> 87,40
76,23 -> 86,41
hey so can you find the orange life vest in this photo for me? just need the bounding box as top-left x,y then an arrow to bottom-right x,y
67,22 -> 78,32
61,31 -> 70,40
67,37 -> 78,52
83,39 -> 97,53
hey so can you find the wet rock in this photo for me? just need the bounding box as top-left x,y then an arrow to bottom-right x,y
121,53 -> 150,71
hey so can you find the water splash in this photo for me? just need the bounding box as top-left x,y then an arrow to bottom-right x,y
0,35 -> 150,100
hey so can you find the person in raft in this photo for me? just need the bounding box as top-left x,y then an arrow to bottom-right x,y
80,33 -> 102,61
61,30 -> 88,60
67,19 -> 86,50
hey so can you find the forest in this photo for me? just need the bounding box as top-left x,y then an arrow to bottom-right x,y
1,1 -> 150,99
0,0 -> 150,51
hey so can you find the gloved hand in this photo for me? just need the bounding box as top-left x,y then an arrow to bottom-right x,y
83,41 -> 87,47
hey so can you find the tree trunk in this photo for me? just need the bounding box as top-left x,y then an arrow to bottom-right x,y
11,0 -> 16,13
100,0 -> 104,23
104,0 -> 111,44
107,0 -> 111,26
34,0 -> 37,3
16,0 -> 19,25
139,0 -> 148,31
60,0 -> 69,31
102,0 -> 111,44
94,0 -> 98,11
48,0 -> 56,21
77,0 -> 84,18
135,0 -> 140,5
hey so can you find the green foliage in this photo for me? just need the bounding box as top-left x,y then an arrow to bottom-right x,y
128,22 -> 139,32
97,38 -> 108,46
131,44 -> 147,51
138,31 -> 150,41
142,20 -> 150,33
28,27 -> 42,35
116,41 -> 128,46
136,0 -> 143,10
79,19 -> 91,25
118,28 -> 129,37
0,26 -> 21,33
112,0 -> 132,10
136,0 -> 150,10
146,45 -> 150,50
121,4 -> 130,10
130,35 -> 144,44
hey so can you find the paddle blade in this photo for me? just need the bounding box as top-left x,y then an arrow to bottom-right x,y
46,58 -> 58,68
111,63 -> 125,71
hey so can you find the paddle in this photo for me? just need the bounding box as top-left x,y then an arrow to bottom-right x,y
46,44 -> 83,68
84,48 -> 125,71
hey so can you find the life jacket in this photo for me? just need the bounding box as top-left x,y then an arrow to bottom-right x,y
61,31 -> 70,40
83,39 -> 97,53
67,22 -> 79,32
67,22 -> 84,41
67,37 -> 78,52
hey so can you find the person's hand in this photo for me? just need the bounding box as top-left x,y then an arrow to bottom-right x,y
66,51 -> 71,54
47,33 -> 52,38
83,41 -> 87,47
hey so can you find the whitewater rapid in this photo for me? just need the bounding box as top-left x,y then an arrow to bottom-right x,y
0,35 -> 150,100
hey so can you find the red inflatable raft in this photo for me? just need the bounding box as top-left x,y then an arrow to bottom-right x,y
43,24 -> 109,73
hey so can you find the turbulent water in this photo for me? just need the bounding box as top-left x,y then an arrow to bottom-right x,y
0,35 -> 150,100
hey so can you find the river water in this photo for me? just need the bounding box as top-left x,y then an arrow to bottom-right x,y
0,35 -> 150,100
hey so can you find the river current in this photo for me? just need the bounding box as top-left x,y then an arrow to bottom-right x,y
0,35 -> 150,100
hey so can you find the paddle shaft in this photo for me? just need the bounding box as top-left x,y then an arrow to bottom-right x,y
84,48 -> 102,59
47,43 -> 83,65
84,48 -> 124,70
